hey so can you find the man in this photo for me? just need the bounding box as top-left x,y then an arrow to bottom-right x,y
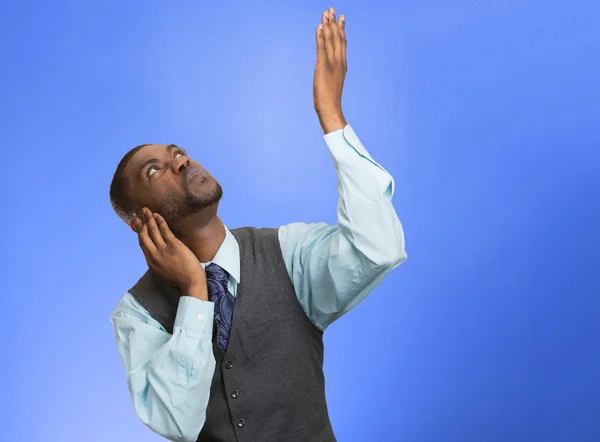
110,7 -> 407,442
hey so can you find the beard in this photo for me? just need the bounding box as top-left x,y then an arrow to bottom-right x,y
162,179 -> 223,227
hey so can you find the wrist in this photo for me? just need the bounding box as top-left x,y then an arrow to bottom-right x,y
319,112 -> 347,134
182,281 -> 208,301
174,296 -> 215,332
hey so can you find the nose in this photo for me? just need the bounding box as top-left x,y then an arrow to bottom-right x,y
172,156 -> 190,174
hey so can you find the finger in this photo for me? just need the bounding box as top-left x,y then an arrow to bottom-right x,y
131,217 -> 141,233
316,23 -> 326,62
338,14 -> 346,65
322,9 -> 335,61
331,8 -> 343,61
143,207 -> 167,249
155,213 -> 177,245
137,214 -> 157,257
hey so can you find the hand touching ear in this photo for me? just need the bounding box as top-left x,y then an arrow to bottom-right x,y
132,207 -> 208,300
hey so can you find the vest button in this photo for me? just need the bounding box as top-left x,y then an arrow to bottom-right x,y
225,360 -> 234,369
231,389 -> 239,398
237,418 -> 246,428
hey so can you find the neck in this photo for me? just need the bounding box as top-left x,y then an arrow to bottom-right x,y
173,209 -> 226,264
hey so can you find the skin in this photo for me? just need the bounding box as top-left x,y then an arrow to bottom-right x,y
128,7 -> 348,301
314,7 -> 348,133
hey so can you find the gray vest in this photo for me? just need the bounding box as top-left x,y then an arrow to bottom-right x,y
129,227 -> 337,442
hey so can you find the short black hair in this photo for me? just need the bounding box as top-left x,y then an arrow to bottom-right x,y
109,144 -> 151,225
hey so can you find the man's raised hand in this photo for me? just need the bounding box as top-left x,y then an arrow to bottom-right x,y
132,207 -> 208,300
313,6 -> 348,134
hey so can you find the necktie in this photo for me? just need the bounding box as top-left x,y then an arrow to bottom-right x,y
205,263 -> 235,351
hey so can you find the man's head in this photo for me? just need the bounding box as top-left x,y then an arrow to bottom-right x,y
109,143 -> 223,232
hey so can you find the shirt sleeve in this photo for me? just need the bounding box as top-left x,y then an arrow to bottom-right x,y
278,123 -> 407,331
110,293 -> 216,442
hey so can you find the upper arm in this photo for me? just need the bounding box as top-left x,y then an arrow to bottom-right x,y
110,293 -> 171,373
278,222 -> 402,331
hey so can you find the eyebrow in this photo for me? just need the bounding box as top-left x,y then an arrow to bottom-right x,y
138,144 -> 186,177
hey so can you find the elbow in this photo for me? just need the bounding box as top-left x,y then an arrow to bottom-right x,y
181,432 -> 202,442
141,418 -> 204,442
387,223 -> 407,267
179,426 -> 203,442
168,412 -> 206,442
380,228 -> 407,268
376,234 -> 407,269
364,246 -> 406,271
134,396 -> 206,442
395,249 -> 408,264
376,218 -> 407,269
384,248 -> 407,270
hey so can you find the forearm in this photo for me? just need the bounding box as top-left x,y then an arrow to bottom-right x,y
112,296 -> 216,442
325,124 -> 406,265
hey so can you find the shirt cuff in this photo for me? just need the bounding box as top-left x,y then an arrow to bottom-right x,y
323,124 -> 373,162
323,123 -> 395,199
173,296 -> 215,334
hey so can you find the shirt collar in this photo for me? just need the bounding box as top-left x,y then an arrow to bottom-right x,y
201,224 -> 241,284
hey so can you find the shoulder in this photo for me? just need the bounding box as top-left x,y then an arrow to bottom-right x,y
229,226 -> 280,243
230,226 -> 279,235
110,291 -> 153,323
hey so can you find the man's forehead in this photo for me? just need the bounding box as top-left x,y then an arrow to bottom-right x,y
126,144 -> 173,173
132,144 -> 169,161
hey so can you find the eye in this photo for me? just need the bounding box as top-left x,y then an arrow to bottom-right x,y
147,151 -> 186,178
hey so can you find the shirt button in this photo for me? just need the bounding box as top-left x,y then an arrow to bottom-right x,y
197,313 -> 204,320
231,389 -> 239,398
225,360 -> 233,369
237,418 -> 246,428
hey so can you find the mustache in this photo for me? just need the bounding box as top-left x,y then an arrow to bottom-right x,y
185,166 -> 201,182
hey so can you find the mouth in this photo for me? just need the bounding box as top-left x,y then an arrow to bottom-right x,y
185,166 -> 202,183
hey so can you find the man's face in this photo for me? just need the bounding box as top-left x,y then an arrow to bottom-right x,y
124,144 -> 223,229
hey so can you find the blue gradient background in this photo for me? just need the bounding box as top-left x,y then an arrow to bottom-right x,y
2,1 -> 599,441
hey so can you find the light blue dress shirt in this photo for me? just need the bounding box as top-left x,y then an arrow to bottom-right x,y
110,123 -> 407,442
